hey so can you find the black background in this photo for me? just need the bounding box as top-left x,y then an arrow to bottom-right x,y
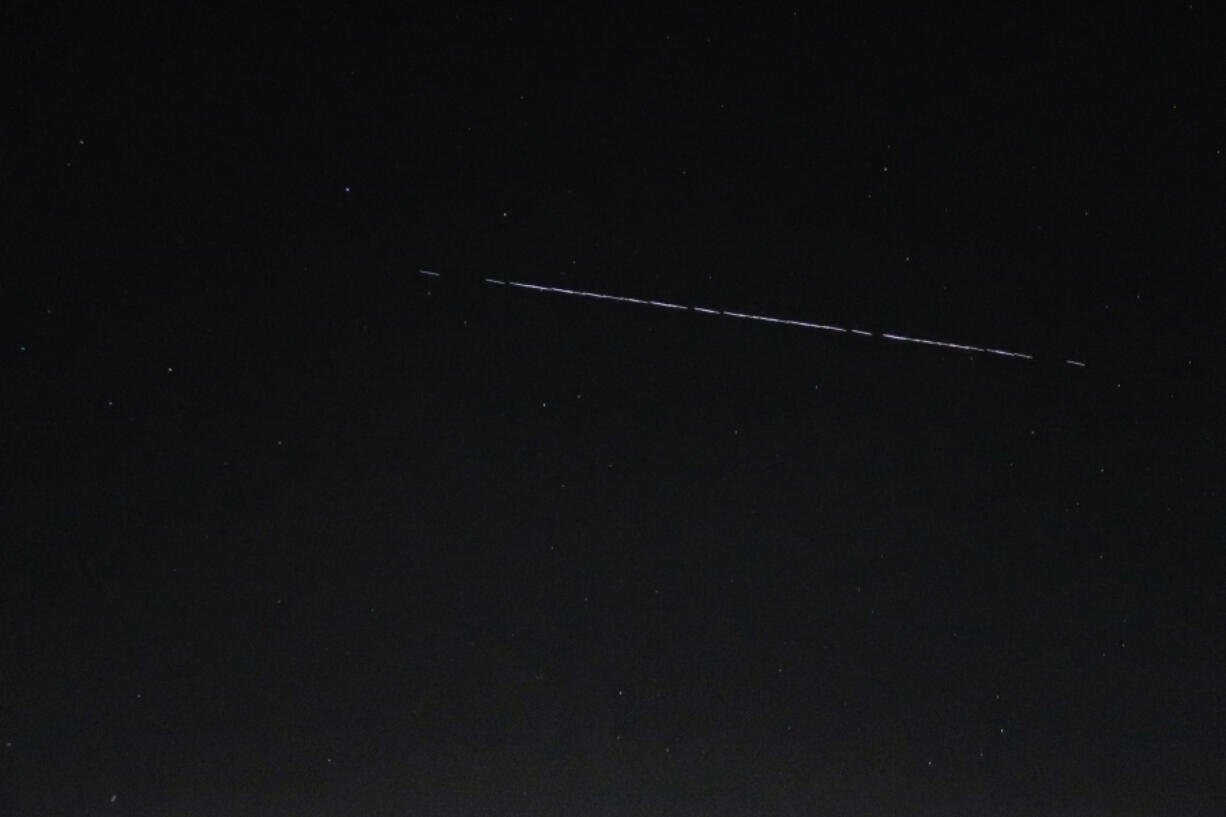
4,6 -> 1224,815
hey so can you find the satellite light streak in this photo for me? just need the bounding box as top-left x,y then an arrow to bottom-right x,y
418,269 -> 1083,368
722,310 -> 847,334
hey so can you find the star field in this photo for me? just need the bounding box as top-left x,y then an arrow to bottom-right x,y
3,6 -> 1225,816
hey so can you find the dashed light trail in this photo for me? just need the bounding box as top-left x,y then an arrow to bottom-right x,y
419,270 -> 1087,369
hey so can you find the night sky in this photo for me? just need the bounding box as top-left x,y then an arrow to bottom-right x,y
4,6 -> 1225,815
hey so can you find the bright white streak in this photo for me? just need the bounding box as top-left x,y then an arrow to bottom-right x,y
723,310 -> 846,333
882,333 -> 1033,361
506,284 -> 681,313
1066,359 -> 1086,367
981,347 -> 1034,360
882,333 -> 983,353
420,269 -> 1061,367
505,280 -> 652,307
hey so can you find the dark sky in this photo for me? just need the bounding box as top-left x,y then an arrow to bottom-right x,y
4,6 -> 1224,815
